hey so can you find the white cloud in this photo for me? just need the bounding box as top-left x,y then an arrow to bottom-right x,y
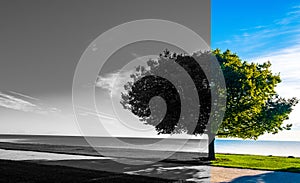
95,53 -> 158,97
249,43 -> 300,96
0,92 -> 37,112
0,91 -> 60,115
96,70 -> 134,97
96,72 -> 120,92
276,5 -> 300,25
9,91 -> 39,100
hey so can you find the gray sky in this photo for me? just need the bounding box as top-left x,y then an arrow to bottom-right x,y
0,0 -> 210,135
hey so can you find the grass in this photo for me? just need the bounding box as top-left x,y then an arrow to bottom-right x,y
211,153 -> 300,173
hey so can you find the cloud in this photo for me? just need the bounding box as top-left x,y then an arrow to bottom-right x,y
276,5 -> 300,25
95,53 -> 158,97
0,91 -> 60,114
96,72 -> 120,92
249,43 -> 300,95
96,70 -> 134,97
9,90 -> 39,100
0,92 -> 37,112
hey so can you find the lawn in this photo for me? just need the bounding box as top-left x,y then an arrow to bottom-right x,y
211,154 -> 300,173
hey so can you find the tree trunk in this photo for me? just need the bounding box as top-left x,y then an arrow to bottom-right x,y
208,133 -> 215,160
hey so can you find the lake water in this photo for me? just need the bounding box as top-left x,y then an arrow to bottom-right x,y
0,135 -> 300,157
215,139 -> 300,157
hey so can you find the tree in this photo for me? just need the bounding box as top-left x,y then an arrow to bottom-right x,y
120,49 -> 298,160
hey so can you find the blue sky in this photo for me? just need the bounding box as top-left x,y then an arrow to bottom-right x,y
212,0 -> 300,58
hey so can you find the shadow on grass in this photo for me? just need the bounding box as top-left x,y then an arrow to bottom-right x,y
227,171 -> 300,183
279,167 -> 300,173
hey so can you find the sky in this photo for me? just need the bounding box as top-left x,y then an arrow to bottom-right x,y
1,0 -> 300,141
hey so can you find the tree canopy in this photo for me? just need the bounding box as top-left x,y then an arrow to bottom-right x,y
214,49 -> 298,139
120,49 -> 298,140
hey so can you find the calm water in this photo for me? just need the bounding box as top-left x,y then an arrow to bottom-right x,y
0,135 -> 300,157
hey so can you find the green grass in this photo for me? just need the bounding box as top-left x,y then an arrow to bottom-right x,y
211,154 -> 300,173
